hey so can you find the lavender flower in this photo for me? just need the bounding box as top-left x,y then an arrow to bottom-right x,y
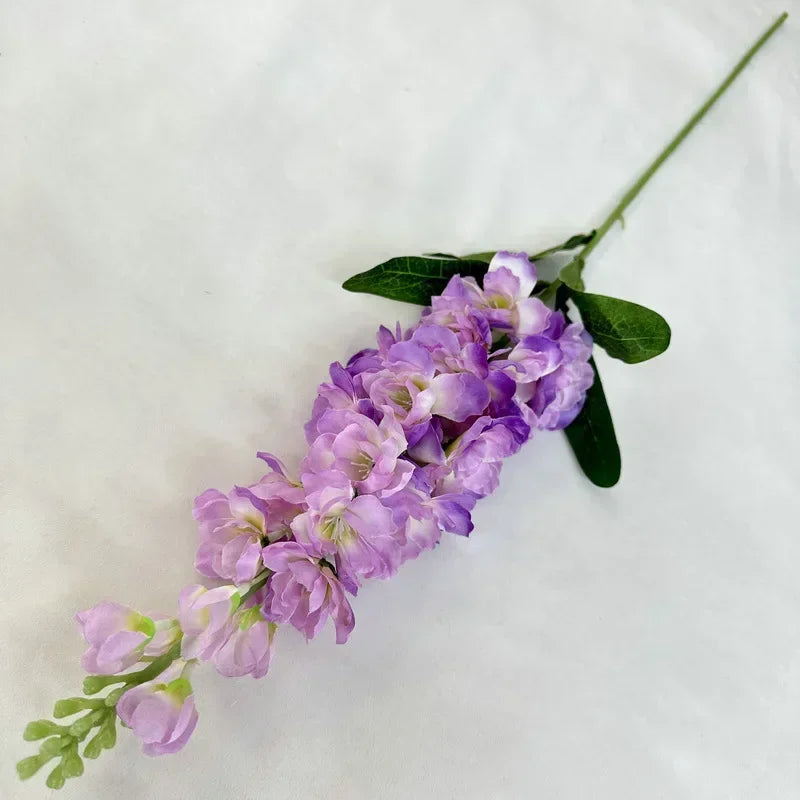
420,290 -> 492,347
48,249 -> 595,779
75,602 -> 155,675
361,340 -> 490,427
143,615 -> 182,658
192,487 -> 270,585
305,362 -> 376,443
178,585 -> 240,662
427,252 -> 551,340
261,541 -> 354,644
116,661 -> 198,756
303,409 -> 413,496
409,325 -> 489,378
437,414 -> 531,498
384,470 -> 477,561
512,314 -> 594,430
292,470 -> 402,583
212,599 -> 275,679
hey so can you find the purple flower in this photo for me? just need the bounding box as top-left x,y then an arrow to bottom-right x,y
193,487 -> 270,585
384,470 -> 477,561
75,602 -> 155,675
511,315 -> 594,430
178,585 -> 240,662
143,616 -> 182,658
261,541 -> 354,644
305,362 -> 377,443
428,252 -> 551,340
437,414 -> 531,498
421,286 -> 493,347
502,334 -> 564,383
361,341 -> 490,427
116,661 -> 198,756
249,457 -> 307,535
405,419 -> 446,465
212,599 -> 275,679
410,325 -> 489,378
292,470 -> 402,583
303,409 -> 413,496
485,367 -> 520,418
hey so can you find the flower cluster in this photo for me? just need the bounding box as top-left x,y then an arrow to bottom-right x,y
64,252 -> 593,763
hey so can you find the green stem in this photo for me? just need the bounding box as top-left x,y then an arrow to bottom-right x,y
119,642 -> 183,688
83,641 -> 182,695
529,232 -> 594,261
576,11 -> 787,270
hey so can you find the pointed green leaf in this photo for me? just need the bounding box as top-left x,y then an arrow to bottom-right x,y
342,256 -> 489,305
459,251 -> 495,262
558,257 -> 585,291
530,230 -> 596,260
559,231 -> 596,250
564,357 -> 621,487
570,291 -> 671,364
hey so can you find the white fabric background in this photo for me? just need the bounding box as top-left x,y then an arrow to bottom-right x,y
2,2 -> 799,798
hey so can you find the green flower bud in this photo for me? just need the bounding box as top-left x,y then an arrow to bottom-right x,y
68,709 -> 105,738
39,737 -> 67,758
82,676 -> 107,695
16,755 -> 43,780
83,733 -> 104,760
45,764 -> 65,790
62,751 -> 84,778
104,686 -> 127,707
99,716 -> 117,749
133,614 -> 156,638
23,719 -> 64,741
54,697 -> 104,718
165,677 -> 193,704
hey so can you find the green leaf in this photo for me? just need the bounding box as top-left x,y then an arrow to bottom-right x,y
570,291 -> 671,364
530,230 -> 596,260
459,250 -> 495,262
564,357 -> 621,487
342,256 -> 489,305
559,231 -> 596,250
558,257 -> 585,291
17,755 -> 44,780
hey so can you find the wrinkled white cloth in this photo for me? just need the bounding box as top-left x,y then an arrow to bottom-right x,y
1,2 -> 799,798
